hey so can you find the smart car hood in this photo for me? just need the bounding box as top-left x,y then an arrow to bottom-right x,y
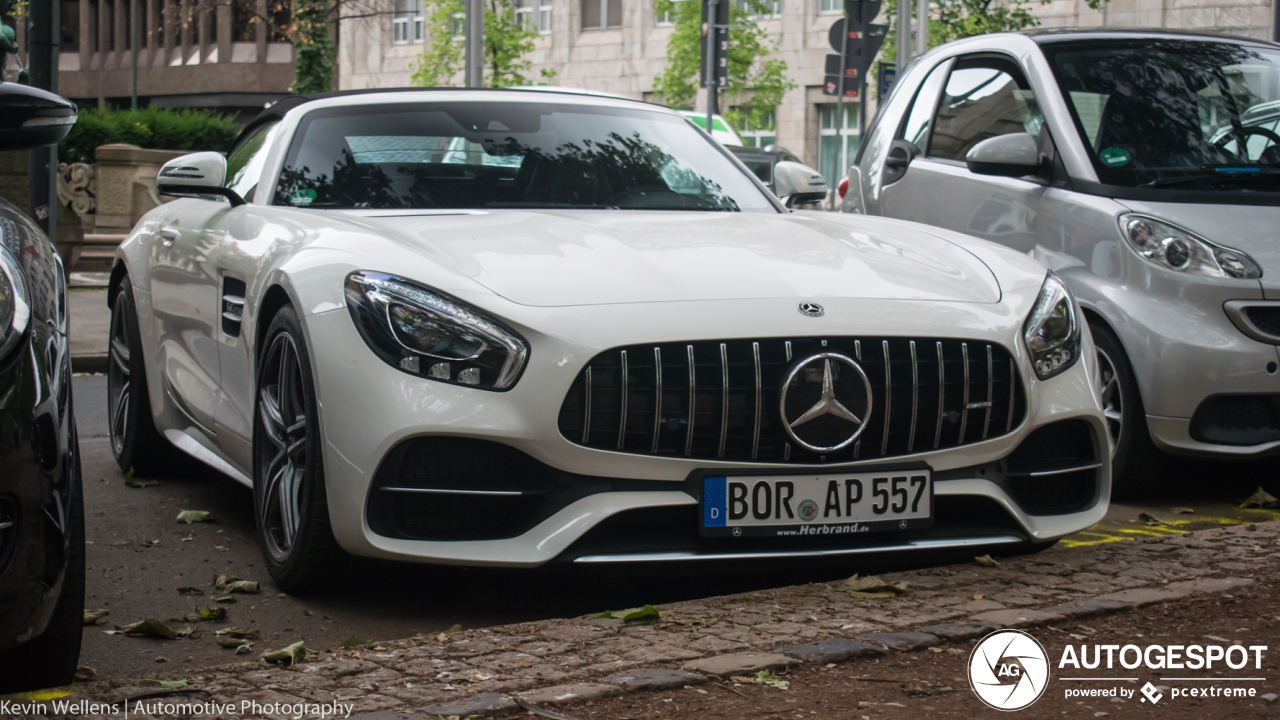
350,210 -> 1001,307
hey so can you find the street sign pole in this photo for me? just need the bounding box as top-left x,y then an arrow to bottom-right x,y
705,0 -> 717,136
131,0 -> 139,110
27,0 -> 58,239
465,0 -> 484,88
832,3 -> 852,209
915,0 -> 927,56
896,0 -> 910,69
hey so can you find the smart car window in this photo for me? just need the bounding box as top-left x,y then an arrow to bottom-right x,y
1044,39 -> 1280,188
898,61 -> 952,150
272,102 -> 778,212
928,58 -> 1042,162
226,121 -> 280,202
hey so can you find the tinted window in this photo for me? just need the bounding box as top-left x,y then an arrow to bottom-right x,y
1044,39 -> 1280,188
273,102 -> 776,212
898,60 -> 951,150
226,121 -> 280,202
928,57 -> 1043,162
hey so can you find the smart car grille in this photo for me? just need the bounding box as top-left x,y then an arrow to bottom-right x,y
557,337 -> 1025,464
1245,307 -> 1280,338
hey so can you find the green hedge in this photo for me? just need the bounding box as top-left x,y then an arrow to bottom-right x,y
59,107 -> 241,164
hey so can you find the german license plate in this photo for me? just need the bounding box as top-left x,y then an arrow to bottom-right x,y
700,470 -> 932,537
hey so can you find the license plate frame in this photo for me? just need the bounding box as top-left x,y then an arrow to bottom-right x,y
697,466 -> 933,538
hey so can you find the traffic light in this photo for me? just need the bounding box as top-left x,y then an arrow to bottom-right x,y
823,0 -> 887,98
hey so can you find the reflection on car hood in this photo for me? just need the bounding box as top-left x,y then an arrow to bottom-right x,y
346,210 -> 1001,307
1117,200 -> 1280,279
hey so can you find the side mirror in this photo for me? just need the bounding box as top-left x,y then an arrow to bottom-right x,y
157,152 -> 246,207
0,82 -> 77,151
773,161 -> 828,208
965,133 -> 1043,177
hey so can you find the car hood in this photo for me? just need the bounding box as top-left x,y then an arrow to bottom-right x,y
344,210 -> 1002,307
1117,200 -> 1280,278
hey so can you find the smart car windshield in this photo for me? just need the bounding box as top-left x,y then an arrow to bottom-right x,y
272,100 -> 778,212
1042,39 -> 1280,190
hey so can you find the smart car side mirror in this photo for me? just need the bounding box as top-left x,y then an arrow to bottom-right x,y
157,152 -> 246,207
0,82 -> 77,151
966,133 -> 1043,177
773,161 -> 828,208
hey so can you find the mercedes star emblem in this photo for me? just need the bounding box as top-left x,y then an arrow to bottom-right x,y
797,302 -> 824,317
778,352 -> 873,452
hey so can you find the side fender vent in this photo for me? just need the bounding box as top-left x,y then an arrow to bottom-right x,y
221,277 -> 247,338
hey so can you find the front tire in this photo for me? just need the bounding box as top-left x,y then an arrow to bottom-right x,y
1090,319 -> 1164,500
254,305 -> 348,593
108,280 -> 179,476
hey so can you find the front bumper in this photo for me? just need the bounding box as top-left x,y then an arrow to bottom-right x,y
305,296 -> 1109,567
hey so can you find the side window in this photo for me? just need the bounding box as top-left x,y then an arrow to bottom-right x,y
226,121 -> 281,203
928,57 -> 1043,162
897,60 -> 952,150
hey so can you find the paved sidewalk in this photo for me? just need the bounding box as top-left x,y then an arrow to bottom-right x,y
37,521 -> 1278,719
69,288 -> 109,374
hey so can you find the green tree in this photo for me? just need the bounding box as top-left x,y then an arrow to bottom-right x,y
652,0 -> 795,133
880,0 -> 1109,64
411,0 -> 556,88
291,0 -> 336,93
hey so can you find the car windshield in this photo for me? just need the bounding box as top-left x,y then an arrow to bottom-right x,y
1042,39 -> 1280,189
272,100 -> 777,212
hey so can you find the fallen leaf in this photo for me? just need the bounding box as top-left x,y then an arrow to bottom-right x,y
235,644 -> 253,655
1241,487 -> 1279,509
974,555 -> 1000,567
176,510 -> 218,524
340,635 -> 370,648
181,535 -> 194,542
152,679 -> 189,689
1170,507 -> 1195,514
213,573 -> 242,589
74,666 -> 97,681
754,670 -> 789,690
119,618 -> 191,640
214,627 -> 262,640
843,574 -> 909,598
1138,513 -> 1168,526
224,580 -> 260,594
973,594 -> 985,601
215,595 -> 237,604
624,605 -> 661,622
197,606 -> 227,621
175,587 -> 204,595
730,676 -> 754,683
83,609 -> 109,625
444,623 -> 462,633
261,641 -> 308,667
140,539 -> 160,547
436,633 -> 447,642
123,468 -> 158,489
928,647 -> 943,653
217,637 -> 254,649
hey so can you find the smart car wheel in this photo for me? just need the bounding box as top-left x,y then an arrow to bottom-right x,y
108,279 -> 179,476
1089,320 -> 1164,500
254,305 -> 348,593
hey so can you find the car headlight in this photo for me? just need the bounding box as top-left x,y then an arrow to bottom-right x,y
1119,214 -> 1261,279
1023,272 -> 1080,381
0,245 -> 30,360
344,271 -> 529,390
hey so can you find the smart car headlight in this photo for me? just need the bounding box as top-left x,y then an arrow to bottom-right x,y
344,271 -> 529,390
1023,272 -> 1080,381
0,244 -> 30,360
1119,214 -> 1261,279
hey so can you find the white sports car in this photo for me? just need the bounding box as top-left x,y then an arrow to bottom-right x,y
108,89 -> 1108,591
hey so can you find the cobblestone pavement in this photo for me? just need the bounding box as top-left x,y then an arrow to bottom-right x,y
35,521 -> 1280,719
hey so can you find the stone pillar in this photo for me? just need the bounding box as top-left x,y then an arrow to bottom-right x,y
180,0 -> 191,64
216,0 -> 231,63
97,0 -> 110,105
146,0 -> 160,66
79,0 -> 92,74
197,0 -> 211,62
256,0 -> 268,57
163,0 -> 175,66
115,0 -> 129,68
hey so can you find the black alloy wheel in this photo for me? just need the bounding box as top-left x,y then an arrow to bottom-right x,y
107,280 -> 178,476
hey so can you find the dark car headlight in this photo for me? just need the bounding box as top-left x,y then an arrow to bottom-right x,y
1023,272 -> 1080,381
0,245 -> 30,360
344,271 -> 529,390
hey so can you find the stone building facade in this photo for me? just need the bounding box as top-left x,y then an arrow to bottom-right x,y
1033,0 -> 1275,41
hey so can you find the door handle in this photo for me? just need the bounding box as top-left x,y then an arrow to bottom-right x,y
159,226 -> 180,247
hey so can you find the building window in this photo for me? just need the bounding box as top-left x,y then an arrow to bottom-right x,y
735,109 -> 777,148
655,0 -> 671,26
818,0 -> 841,13
583,0 -> 622,30
393,0 -> 425,43
516,0 -> 552,34
449,11 -> 466,40
738,0 -> 781,19
818,104 -> 859,187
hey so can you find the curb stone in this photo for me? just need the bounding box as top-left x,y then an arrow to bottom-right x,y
58,522 -> 1280,720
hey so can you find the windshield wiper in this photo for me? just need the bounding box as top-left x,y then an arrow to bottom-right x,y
1142,166 -> 1280,188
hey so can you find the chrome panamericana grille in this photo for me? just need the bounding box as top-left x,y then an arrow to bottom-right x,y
557,337 -> 1026,464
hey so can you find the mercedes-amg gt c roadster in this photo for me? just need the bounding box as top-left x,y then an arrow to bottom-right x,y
108,89 -> 1108,591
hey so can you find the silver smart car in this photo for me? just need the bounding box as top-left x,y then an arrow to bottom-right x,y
845,29 -> 1280,497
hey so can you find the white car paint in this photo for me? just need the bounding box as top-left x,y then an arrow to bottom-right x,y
114,89 -> 1108,567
